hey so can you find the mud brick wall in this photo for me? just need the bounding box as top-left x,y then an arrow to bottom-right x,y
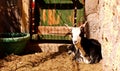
85,0 -> 120,71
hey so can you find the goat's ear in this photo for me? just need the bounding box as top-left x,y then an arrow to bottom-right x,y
80,27 -> 85,37
64,31 -> 72,37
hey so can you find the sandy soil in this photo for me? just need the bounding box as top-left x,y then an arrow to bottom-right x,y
0,52 -> 102,71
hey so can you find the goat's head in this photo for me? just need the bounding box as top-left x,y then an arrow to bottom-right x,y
65,21 -> 87,44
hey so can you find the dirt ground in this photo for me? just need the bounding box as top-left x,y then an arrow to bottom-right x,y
0,43 -> 103,71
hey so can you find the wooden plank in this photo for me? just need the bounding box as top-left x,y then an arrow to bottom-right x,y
38,26 -> 72,36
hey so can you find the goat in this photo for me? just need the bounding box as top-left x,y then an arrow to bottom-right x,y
66,21 -> 102,64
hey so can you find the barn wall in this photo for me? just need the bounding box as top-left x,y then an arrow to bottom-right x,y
0,0 -> 29,33
85,0 -> 120,71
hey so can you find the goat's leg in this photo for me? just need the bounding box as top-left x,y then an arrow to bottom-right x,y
89,54 -> 102,64
67,44 -> 76,55
73,49 -> 83,63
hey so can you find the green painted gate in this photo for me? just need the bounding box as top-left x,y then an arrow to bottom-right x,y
33,0 -> 85,40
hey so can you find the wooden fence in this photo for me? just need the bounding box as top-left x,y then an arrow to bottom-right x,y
30,0 -> 85,41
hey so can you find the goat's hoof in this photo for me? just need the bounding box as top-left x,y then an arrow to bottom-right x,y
73,57 -> 83,63
76,59 -> 82,63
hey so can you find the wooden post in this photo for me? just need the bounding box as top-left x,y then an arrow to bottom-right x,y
74,0 -> 77,27
29,0 -> 35,40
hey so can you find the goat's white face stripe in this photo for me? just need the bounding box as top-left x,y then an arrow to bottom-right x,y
71,27 -> 81,44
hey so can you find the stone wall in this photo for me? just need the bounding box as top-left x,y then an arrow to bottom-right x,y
85,0 -> 120,71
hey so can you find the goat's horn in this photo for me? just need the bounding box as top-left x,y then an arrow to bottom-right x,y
84,21 -> 88,25
64,24 -> 71,30
65,24 -> 69,27
80,21 -> 88,27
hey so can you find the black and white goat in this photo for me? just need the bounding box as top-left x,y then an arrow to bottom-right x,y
66,22 -> 102,64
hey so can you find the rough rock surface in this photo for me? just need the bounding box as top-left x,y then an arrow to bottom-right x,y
85,0 -> 120,71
